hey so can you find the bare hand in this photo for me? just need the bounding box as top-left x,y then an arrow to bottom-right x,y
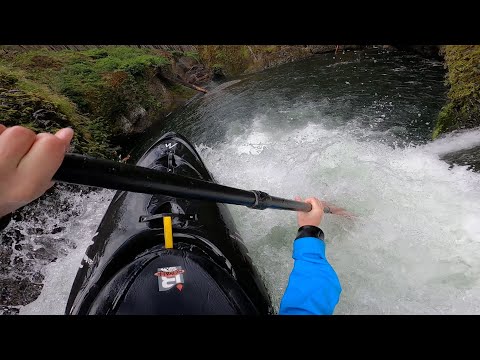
296,196 -> 324,227
321,201 -> 356,218
0,125 -> 74,218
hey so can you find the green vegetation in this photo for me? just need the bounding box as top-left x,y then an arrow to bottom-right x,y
1,45 -> 316,158
0,47 -> 172,157
197,45 -> 252,77
184,51 -> 200,62
169,84 -> 196,98
433,45 -> 480,138
197,45 -> 311,77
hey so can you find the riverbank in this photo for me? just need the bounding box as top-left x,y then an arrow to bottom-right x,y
2,44 -> 479,155
433,45 -> 480,139
0,45 -> 368,159
0,46 -> 209,158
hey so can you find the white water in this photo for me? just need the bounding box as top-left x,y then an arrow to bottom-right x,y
197,120 -> 480,314
20,189 -> 113,315
19,119 -> 480,314
423,128 -> 480,156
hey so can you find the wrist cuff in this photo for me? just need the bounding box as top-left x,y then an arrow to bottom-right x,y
295,225 -> 325,241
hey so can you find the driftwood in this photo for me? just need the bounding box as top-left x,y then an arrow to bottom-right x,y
156,67 -> 208,94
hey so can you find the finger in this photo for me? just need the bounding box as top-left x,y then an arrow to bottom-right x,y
0,124 -> 6,135
304,197 -> 319,206
295,196 -> 302,202
17,133 -> 67,193
305,197 -> 324,211
54,128 -> 74,150
0,126 -> 37,168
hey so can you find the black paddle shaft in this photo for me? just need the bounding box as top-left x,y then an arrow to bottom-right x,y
53,154 -> 312,212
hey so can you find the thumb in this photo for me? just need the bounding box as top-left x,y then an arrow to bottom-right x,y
55,128 -> 74,151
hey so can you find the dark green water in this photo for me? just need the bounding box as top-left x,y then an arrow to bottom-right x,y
144,48 -> 446,148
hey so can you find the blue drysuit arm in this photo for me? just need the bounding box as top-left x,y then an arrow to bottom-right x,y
279,234 -> 342,315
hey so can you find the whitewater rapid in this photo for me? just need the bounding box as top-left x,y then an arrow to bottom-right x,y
20,119 -> 480,314
198,121 -> 480,314
17,49 -> 480,315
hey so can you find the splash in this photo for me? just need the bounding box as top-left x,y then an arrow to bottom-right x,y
198,121 -> 480,314
12,49 -> 475,315
19,188 -> 114,315
423,127 -> 480,156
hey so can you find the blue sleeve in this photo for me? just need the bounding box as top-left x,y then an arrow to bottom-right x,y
279,237 -> 342,315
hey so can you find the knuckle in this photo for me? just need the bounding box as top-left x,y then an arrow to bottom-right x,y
39,134 -> 65,152
9,126 -> 36,139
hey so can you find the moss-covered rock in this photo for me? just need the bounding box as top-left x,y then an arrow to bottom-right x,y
0,65 -> 114,157
433,45 -> 480,138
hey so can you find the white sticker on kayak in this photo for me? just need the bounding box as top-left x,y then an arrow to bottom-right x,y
154,266 -> 185,292
164,143 -> 177,149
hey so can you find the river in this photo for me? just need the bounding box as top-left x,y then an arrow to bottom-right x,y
12,48 -> 480,314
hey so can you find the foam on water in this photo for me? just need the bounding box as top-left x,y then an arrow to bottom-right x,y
19,119 -> 480,314
19,189 -> 114,315
198,119 -> 480,314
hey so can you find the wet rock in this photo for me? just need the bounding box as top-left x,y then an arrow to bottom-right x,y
172,55 -> 212,86
441,144 -> 480,172
117,106 -> 148,134
32,108 -> 70,128
212,66 -> 226,80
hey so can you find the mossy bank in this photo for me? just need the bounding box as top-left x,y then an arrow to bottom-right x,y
0,46 -> 206,158
197,45 -> 363,78
433,45 -> 480,139
1,45 -> 361,158
2,44 -> 473,157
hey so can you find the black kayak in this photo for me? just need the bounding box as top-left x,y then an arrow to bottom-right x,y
65,132 -> 273,315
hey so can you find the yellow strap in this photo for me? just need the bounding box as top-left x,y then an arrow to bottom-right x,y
163,216 -> 173,249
